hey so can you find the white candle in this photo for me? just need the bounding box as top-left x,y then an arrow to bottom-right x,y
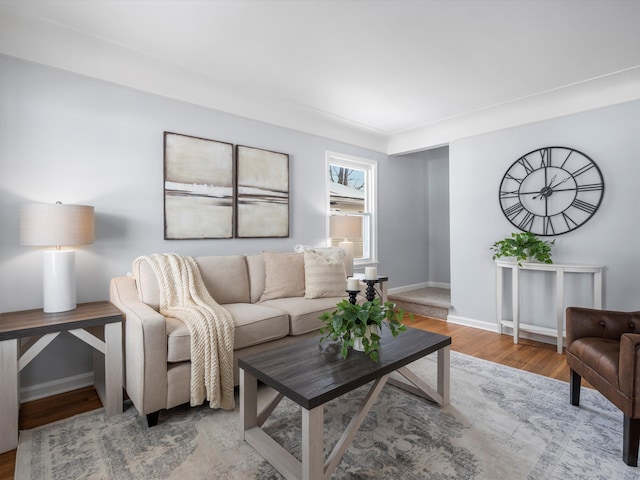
347,277 -> 360,291
364,267 -> 377,280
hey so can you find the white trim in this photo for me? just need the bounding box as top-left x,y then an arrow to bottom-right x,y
19,372 -> 94,403
446,315 -> 500,333
388,281 -> 450,295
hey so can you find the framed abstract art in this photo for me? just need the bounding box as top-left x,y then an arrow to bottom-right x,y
236,145 -> 289,238
164,132 -> 234,239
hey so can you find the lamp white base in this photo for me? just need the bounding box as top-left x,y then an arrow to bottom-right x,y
43,250 -> 76,313
338,240 -> 354,277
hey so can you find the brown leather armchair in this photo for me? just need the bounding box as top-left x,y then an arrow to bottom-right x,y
566,307 -> 640,466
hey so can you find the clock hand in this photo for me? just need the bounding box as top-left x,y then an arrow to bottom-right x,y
548,176 -> 572,190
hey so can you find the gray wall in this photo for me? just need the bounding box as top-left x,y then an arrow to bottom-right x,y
0,56 -> 429,389
449,100 -> 640,328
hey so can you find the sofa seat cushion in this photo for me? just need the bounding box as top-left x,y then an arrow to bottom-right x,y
165,303 -> 289,362
260,296 -> 345,335
568,337 -> 621,388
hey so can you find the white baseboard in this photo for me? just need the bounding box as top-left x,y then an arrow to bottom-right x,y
446,315 -> 500,333
388,281 -> 451,295
20,372 -> 94,403
446,315 -> 565,348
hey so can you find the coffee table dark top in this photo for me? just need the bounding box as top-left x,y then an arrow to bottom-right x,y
238,326 -> 451,410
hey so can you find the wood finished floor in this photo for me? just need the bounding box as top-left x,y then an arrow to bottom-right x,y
0,315 -> 576,479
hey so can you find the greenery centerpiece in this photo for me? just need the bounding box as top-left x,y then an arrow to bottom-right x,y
319,298 -> 408,361
491,231 -> 555,266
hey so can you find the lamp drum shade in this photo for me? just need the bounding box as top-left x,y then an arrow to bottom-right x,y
20,203 -> 95,247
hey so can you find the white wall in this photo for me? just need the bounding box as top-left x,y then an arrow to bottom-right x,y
0,56 -> 429,390
449,100 -> 640,330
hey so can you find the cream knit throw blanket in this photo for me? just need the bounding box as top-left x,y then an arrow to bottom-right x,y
134,254 -> 235,410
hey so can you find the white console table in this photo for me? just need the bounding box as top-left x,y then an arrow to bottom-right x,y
495,260 -> 603,354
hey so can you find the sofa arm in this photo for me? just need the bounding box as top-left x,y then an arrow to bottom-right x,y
566,307 -> 639,348
620,333 -> 640,409
110,276 -> 168,416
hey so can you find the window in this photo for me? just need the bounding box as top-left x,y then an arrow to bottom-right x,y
326,151 -> 377,265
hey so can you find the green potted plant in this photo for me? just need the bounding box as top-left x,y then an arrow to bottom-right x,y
319,298 -> 408,361
491,231 -> 555,266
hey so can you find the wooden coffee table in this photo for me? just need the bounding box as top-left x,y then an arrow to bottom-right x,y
238,326 -> 451,480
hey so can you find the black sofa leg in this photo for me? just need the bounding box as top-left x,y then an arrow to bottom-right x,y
624,416 -> 640,467
569,369 -> 581,406
146,411 -> 160,427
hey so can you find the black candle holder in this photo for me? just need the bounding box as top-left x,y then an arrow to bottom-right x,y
364,279 -> 378,302
346,289 -> 360,305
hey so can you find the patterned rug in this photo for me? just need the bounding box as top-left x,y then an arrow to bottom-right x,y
16,351 -> 640,479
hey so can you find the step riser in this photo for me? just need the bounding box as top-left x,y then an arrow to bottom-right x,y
393,300 -> 448,321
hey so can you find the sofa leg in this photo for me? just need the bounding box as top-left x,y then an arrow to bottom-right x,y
624,415 -> 640,467
146,411 -> 160,427
570,369 -> 581,406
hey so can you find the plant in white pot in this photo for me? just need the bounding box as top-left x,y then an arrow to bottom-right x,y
319,298 -> 408,361
491,231 -> 555,266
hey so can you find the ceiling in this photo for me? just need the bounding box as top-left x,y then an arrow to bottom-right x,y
1,0 -> 640,153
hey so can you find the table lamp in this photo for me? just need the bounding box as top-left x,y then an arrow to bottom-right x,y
20,202 -> 95,313
329,215 -> 362,277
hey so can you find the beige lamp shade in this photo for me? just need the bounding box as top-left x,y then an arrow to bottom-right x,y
329,215 -> 362,239
20,203 -> 95,247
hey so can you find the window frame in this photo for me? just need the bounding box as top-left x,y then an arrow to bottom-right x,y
326,151 -> 378,266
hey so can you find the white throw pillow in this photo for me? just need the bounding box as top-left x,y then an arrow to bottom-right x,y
303,249 -> 347,299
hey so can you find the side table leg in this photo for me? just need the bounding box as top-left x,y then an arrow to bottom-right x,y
0,339 -> 18,453
302,406 -> 324,480
104,322 -> 123,417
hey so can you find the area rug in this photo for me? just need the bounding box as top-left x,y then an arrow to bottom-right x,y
16,351 -> 640,479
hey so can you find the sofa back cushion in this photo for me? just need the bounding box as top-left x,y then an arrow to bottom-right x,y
246,253 -> 265,303
133,254 -> 250,309
259,251 -> 305,301
194,255 -> 251,304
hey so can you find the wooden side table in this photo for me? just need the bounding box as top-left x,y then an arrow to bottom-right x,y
0,301 -> 123,454
351,273 -> 389,302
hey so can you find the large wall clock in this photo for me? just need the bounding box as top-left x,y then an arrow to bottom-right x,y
499,146 -> 604,236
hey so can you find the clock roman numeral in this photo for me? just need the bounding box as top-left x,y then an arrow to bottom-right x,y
539,148 -> 551,168
560,150 -> 573,169
499,189 -> 519,199
571,199 -> 597,214
562,212 -> 579,230
571,163 -> 595,177
577,182 -> 603,192
517,156 -> 535,174
543,217 -> 554,235
505,173 -> 523,184
504,202 -> 524,219
518,212 -> 535,231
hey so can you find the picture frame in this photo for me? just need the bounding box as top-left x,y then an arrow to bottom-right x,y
164,132 -> 234,239
236,145 -> 289,238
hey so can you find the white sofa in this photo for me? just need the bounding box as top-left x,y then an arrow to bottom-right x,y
109,250 -> 348,425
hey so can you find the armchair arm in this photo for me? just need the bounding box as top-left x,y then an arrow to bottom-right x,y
110,276 -> 168,416
620,334 -> 640,415
566,307 -> 640,348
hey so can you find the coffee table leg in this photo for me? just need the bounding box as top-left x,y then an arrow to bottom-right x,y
438,345 -> 450,406
240,368 -> 257,440
302,405 -> 324,480
389,345 -> 451,406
